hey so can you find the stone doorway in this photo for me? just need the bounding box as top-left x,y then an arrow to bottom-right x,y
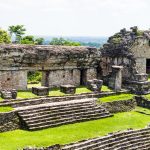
27,71 -> 42,89
146,59 -> 150,74
80,69 -> 87,85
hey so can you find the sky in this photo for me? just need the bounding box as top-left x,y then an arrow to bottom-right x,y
0,0 -> 150,37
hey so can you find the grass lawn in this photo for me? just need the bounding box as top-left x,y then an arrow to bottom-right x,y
18,85 -> 112,99
17,91 -> 38,99
0,97 -> 4,101
101,85 -> 112,92
144,94 -> 150,100
27,83 -> 41,89
0,109 -> 149,150
0,106 -> 13,112
135,106 -> 150,115
99,93 -> 134,103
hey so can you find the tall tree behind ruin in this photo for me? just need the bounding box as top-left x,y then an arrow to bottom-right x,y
8,25 -> 26,43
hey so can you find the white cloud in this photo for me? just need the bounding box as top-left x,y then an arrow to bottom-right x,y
0,0 -> 150,36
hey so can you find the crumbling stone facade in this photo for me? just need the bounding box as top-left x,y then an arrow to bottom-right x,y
100,27 -> 150,84
0,45 -> 100,90
1,27 -> 150,91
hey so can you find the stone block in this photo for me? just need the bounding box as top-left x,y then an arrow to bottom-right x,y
87,79 -> 103,92
60,85 -> 76,94
32,87 -> 49,96
1,89 -> 17,99
134,73 -> 148,82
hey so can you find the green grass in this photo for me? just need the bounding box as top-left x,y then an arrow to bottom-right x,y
0,109 -> 149,150
7,85 -> 113,99
0,106 -> 13,112
144,94 -> 150,100
27,83 -> 41,89
99,93 -> 134,103
48,88 -> 66,97
17,91 -> 38,99
75,86 -> 92,94
101,85 -> 112,92
135,107 -> 150,115
0,97 -> 4,101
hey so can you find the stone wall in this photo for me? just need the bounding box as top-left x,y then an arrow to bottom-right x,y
0,70 -> 27,90
101,99 -> 137,113
0,45 -> 100,90
0,111 -> 20,132
42,69 -> 81,88
135,96 -> 150,109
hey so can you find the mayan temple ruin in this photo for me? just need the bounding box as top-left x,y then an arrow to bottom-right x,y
0,27 -> 150,150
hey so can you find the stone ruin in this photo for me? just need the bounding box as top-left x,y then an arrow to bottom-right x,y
86,79 -> 103,92
23,126 -> 150,150
1,27 -> 150,150
1,89 -> 17,99
0,26 -> 150,94
60,85 -> 76,94
32,86 -> 49,96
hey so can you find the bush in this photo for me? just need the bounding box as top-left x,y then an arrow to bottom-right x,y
27,71 -> 42,83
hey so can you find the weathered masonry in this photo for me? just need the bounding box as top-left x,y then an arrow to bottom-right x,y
1,27 -> 150,91
100,27 -> 150,83
0,45 -> 100,90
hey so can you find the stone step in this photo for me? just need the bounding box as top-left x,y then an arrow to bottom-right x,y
105,136 -> 150,150
16,98 -> 96,111
18,104 -> 103,117
62,130 -> 150,150
25,110 -> 110,124
27,112 -> 111,128
22,106 -> 105,121
29,114 -> 112,131
75,136 -> 150,150
18,101 -> 95,115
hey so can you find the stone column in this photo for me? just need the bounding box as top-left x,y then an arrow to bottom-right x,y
109,66 -> 123,91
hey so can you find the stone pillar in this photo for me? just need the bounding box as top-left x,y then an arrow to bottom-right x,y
85,68 -> 97,82
109,66 -> 123,91
0,70 -> 27,90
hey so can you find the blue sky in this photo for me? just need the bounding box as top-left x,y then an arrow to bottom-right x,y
0,0 -> 150,36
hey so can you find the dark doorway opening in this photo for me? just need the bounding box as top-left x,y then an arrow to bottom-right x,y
146,59 -> 150,74
80,69 -> 87,85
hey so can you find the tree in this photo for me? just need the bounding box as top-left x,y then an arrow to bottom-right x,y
21,35 -> 34,44
35,38 -> 44,45
0,28 -> 11,44
8,25 -> 26,43
49,37 -> 81,46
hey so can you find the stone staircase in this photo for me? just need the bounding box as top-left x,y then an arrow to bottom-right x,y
17,98 -> 112,131
62,127 -> 150,150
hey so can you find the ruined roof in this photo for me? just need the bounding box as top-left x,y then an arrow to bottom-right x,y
0,44 -> 98,55
100,26 -> 150,58
0,44 -> 101,70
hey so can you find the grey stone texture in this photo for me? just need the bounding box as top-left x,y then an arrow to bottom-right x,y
86,79 -> 103,92
101,99 -> 137,113
108,66 -> 123,91
127,74 -> 150,95
0,111 -> 20,132
0,45 -> 100,90
1,89 -> 17,99
32,87 -> 49,96
60,85 -> 76,94
135,96 -> 150,109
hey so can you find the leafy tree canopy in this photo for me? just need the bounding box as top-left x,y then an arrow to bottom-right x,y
35,38 -> 44,45
21,36 -> 44,45
0,28 -> 11,44
49,37 -> 81,46
8,25 -> 26,43
21,35 -> 34,44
